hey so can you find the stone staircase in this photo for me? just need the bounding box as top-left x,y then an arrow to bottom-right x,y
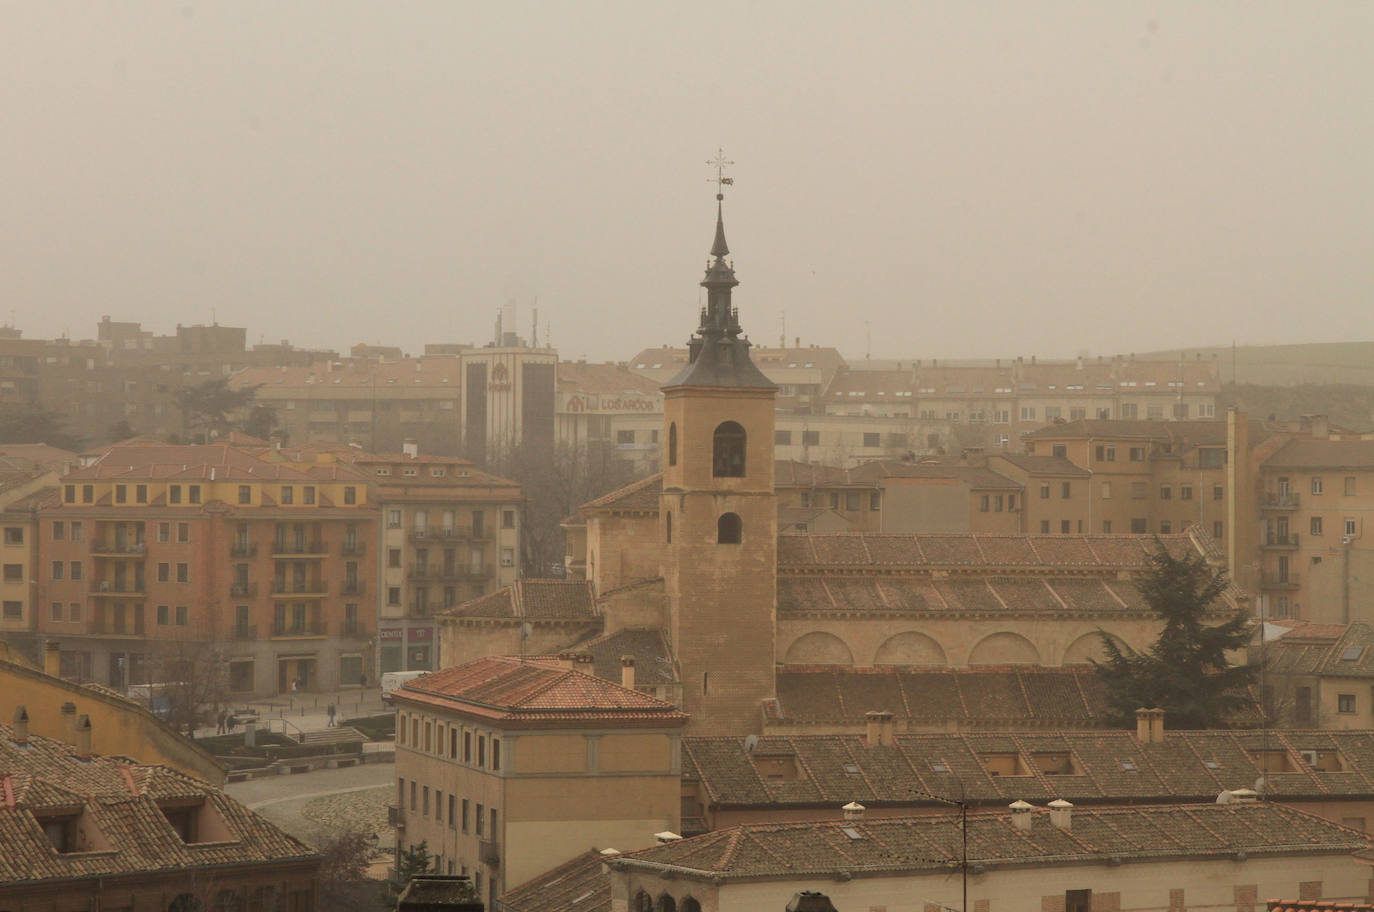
288,726 -> 365,747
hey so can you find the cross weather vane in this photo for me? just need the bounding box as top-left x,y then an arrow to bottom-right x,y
708,148 -> 734,199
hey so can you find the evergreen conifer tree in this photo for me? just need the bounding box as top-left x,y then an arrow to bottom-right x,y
1094,540 -> 1256,729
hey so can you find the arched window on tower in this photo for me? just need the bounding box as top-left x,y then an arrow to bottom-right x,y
656,895 -> 677,912
633,892 -> 653,912
717,512 -> 742,544
681,899 -> 702,912
667,422 -> 678,467
712,421 -> 746,477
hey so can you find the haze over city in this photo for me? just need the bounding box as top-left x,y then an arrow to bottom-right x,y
2,2 -> 1371,362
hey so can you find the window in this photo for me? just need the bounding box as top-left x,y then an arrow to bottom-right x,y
1056,519 -> 1068,534
1095,445 -> 1115,462
1131,518 -> 1147,533
464,730 -> 472,763
1311,517 -> 1323,536
1346,476 -> 1357,496
1312,476 -> 1324,495
493,738 -> 501,770
1039,483 -> 1050,499
82,485 -> 93,503
69,602 -> 80,622
1060,482 -> 1071,499
1052,444 -> 1067,458
1346,518 -> 1358,537
280,486 -> 293,505
52,521 -> 64,540
135,484 -> 147,503
461,799 -> 470,833
712,421 -> 747,477
70,561 -> 82,581
616,429 -> 635,445
176,563 -> 189,583
1120,403 -> 1138,419
870,492 -> 881,511
1180,485 -> 1193,500
1127,446 -> 1146,462
775,430 -> 792,445
2,601 -> 20,620
50,602 -> 62,621
1020,406 -> 1036,421
845,492 -> 861,511
1336,693 -> 1357,714
1102,520 -> 1112,533
169,485 -> 182,504
802,429 -> 820,446
114,485 -> 127,504
1213,521 -> 1224,538
175,606 -> 188,625
64,484 -> 75,503
343,486 -> 356,505
422,787 -> 430,817
717,513 -> 742,545
157,562 -> 170,582
50,561 -> 63,580
238,485 -> 251,505
448,794 -> 456,828
1131,482 -> 1146,499
1214,484 -> 1224,501
1100,482 -> 1112,499
665,512 -> 672,543
303,486 -> 316,505
158,605 -> 169,625
667,423 -> 678,466
475,803 -> 484,836
1160,485 -> 1171,500
1039,520 -> 1050,533
387,548 -> 402,568
2,527 -> 21,546
502,510 -> 515,529
980,495 -> 990,513
994,495 -> 1004,512
177,522 -> 189,543
829,492 -> 839,510
158,522 -> 170,543
188,485 -> 201,504
1159,521 -> 1172,534
863,432 -> 880,448
388,587 -> 401,606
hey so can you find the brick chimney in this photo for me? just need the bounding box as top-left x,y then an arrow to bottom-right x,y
74,714 -> 92,759
842,801 -> 864,821
1135,707 -> 1166,744
573,653 -> 595,673
44,640 -> 61,677
620,655 -> 636,690
60,702 -> 77,743
864,710 -> 895,747
12,706 -> 28,744
1009,799 -> 1033,832
1048,798 -> 1073,830
555,652 -> 577,671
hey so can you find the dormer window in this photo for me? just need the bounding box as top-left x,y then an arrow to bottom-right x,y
158,798 -> 231,844
979,753 -> 1031,777
34,806 -> 108,854
753,754 -> 799,780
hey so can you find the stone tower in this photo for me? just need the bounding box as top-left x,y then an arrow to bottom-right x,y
660,193 -> 777,735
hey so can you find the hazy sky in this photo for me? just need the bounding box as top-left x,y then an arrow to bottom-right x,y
2,3 -> 1371,362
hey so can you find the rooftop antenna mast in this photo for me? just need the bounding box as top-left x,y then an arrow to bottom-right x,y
779,310 -> 786,349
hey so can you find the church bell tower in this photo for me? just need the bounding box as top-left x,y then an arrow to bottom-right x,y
660,174 -> 777,735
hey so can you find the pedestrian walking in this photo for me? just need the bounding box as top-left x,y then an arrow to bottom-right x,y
216,711 -> 227,735
359,672 -> 367,689
327,703 -> 336,727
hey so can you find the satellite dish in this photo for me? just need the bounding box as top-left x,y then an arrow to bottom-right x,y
744,734 -> 759,752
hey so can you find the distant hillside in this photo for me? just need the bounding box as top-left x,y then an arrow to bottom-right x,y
1138,342 -> 1374,386
1222,383 -> 1374,431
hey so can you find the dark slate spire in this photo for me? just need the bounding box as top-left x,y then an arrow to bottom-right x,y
663,193 -> 775,390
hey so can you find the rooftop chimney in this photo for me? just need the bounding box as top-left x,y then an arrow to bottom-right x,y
786,892 -> 839,912
620,655 -> 636,690
842,801 -> 865,821
44,640 -> 60,678
1218,788 -> 1258,804
61,702 -> 77,743
573,653 -> 595,672
1135,707 -> 1166,744
1048,798 -> 1073,830
555,652 -> 577,671
402,438 -> 419,459
864,710 -> 895,747
654,831 -> 682,844
74,714 -> 92,759
12,706 -> 29,744
1009,799 -> 1033,831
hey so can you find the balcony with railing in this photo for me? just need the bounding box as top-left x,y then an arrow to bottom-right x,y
341,540 -> 366,557
230,581 -> 258,598
271,541 -> 327,557
340,579 -> 366,596
339,619 -> 364,637
270,580 -> 329,597
1263,532 -> 1300,549
231,623 -> 258,640
407,563 -> 436,580
92,580 -> 145,597
478,839 -> 501,867
230,541 -> 258,558
1260,492 -> 1301,510
271,618 -> 326,638
90,541 -> 147,557
409,527 -> 488,542
1261,571 -> 1301,589
86,616 -> 146,636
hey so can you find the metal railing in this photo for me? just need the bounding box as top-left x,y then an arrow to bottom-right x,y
271,619 -> 326,637
230,582 -> 258,598
1260,492 -> 1301,509
1264,532 -> 1300,548
231,542 -> 258,558
272,541 -> 326,556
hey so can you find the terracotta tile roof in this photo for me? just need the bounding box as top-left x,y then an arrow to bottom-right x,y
688,726 -> 1374,810
1268,902 -> 1374,912
63,443 -> 370,484
847,460 -> 1021,489
392,656 -> 687,726
557,362 -> 662,397
1268,623 -> 1374,679
0,443 -> 77,470
579,474 -> 663,513
612,803 -> 1364,881
769,667 -> 1109,730
778,533 -> 1205,571
1264,439 -> 1374,470
989,453 -> 1092,477
442,580 -> 597,622
0,724 -> 317,884
500,850 -> 610,912
570,628 -> 676,686
774,460 -> 865,487
232,357 -> 462,392
1023,419 -> 1229,445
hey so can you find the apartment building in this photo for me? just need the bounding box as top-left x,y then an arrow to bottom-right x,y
556,361 -> 663,475
0,445 -> 74,649
339,446 -> 521,673
39,443 -> 377,696
391,655 -> 686,911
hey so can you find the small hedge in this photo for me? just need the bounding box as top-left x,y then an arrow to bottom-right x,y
342,714 -> 395,742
